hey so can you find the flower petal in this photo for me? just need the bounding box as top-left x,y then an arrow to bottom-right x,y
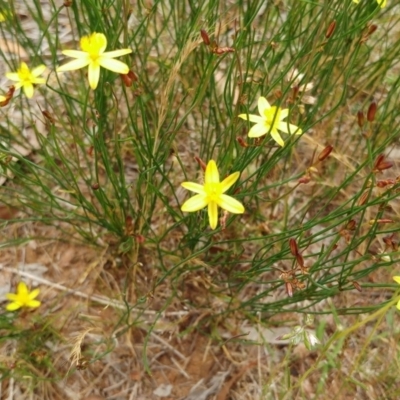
23,83 -> 34,98
98,57 -> 129,74
6,302 -> 22,311
208,201 -> 218,229
27,299 -> 41,308
216,194 -> 244,214
5,293 -> 18,301
393,276 -> 400,284
62,50 -> 89,58
88,63 -> 101,89
5,72 -> 20,82
181,194 -> 208,212
181,182 -> 206,194
102,49 -> 132,58
57,58 -> 90,72
270,130 -> 285,146
238,113 -> 265,124
28,288 -> 40,300
205,160 -> 220,184
258,96 -> 270,115
31,64 -> 46,77
277,121 -> 302,135
248,123 -> 268,138
280,108 -> 289,120
17,282 -> 28,295
221,172 -> 240,193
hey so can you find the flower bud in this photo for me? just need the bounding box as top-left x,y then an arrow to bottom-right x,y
200,29 -> 210,45
357,110 -> 365,128
367,101 -> 377,122
194,156 -> 207,171
317,145 -> 333,162
289,238 -> 299,256
326,20 -> 336,39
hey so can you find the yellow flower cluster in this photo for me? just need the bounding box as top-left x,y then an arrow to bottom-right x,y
1,32 -> 132,99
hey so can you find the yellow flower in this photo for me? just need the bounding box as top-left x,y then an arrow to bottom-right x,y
238,96 -> 302,147
6,62 -> 46,98
5,282 -> 41,311
352,0 -> 386,7
0,95 -> 6,102
393,276 -> 400,310
57,32 -> 132,90
181,160 -> 245,230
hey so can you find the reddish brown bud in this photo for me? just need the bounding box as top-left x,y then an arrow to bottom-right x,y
237,137 -> 249,147
368,24 -> 378,36
289,238 -> 299,256
194,156 -> 207,171
0,85 -> 15,107
285,282 -> 293,298
296,254 -> 305,268
367,101 -> 377,122
369,218 -> 394,225
318,145 -> 333,162
376,179 -> 395,188
213,46 -> 235,55
135,234 -> 145,243
346,219 -> 357,230
374,154 -> 393,172
326,20 -> 336,39
42,110 -> 55,124
357,191 -> 369,206
91,183 -> 100,190
63,0 -> 72,6
357,110 -> 365,128
298,176 -> 311,184
200,29 -> 210,45
87,146 -> 94,157
352,281 -> 362,292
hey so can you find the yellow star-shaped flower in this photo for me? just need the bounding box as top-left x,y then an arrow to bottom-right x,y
5,282 -> 41,311
238,96 -> 302,147
6,62 -> 47,98
181,160 -> 245,230
393,276 -> 400,310
352,0 -> 386,7
57,32 -> 132,90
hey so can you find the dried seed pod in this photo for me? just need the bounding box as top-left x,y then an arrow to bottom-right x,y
352,281 -> 362,292
200,29 -> 210,45
237,137 -> 249,148
194,156 -> 207,171
326,20 -> 336,39
318,145 -> 333,162
289,238 -> 299,256
367,101 -> 377,122
373,154 -> 393,172
357,191 -> 369,206
357,110 -> 365,128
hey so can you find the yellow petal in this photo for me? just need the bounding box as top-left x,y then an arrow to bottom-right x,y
5,72 -> 20,81
205,160 -> 220,184
31,64 -> 46,77
57,57 -> 90,72
181,194 -> 208,212
208,201 -> 218,229
393,276 -> 400,284
17,282 -> 28,295
258,96 -> 270,115
238,113 -> 265,124
270,130 -> 285,146
217,194 -> 244,214
181,182 -> 206,194
102,49 -> 132,58
98,57 -> 130,74
88,63 -> 101,89
6,302 -> 22,311
221,171 -> 240,193
28,288 -> 40,300
277,121 -> 302,135
280,108 -> 289,120
5,293 -> 18,301
62,50 -> 89,58
27,299 -> 41,308
23,83 -> 34,98
248,123 -> 268,138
